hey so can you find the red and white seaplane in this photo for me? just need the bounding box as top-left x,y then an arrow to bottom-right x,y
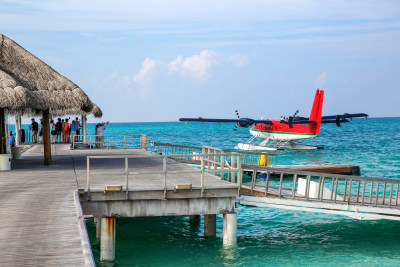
179,89 -> 368,151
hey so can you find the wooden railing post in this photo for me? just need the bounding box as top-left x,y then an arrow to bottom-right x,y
201,156 -> 205,197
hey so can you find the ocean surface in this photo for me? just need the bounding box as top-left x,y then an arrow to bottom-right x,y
11,117 -> 400,266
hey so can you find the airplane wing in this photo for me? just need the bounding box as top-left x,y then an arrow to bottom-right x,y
321,113 -> 369,120
179,117 -> 273,126
281,113 -> 368,127
320,113 -> 368,126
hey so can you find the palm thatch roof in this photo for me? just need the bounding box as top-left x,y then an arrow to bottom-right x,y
6,103 -> 103,118
0,34 -> 101,116
50,104 -> 103,118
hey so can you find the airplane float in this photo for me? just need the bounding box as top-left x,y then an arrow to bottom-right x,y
179,89 -> 368,151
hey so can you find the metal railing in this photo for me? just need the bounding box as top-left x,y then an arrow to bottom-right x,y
150,142 -> 274,168
16,127 -> 83,144
242,166 -> 400,209
86,153 -> 242,200
72,134 -> 148,150
150,142 -> 203,156
85,142 -> 400,213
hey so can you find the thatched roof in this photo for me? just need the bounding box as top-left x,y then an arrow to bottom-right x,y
0,34 -> 101,116
50,104 -> 103,118
6,103 -> 103,118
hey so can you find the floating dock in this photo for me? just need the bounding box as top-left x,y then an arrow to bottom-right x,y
268,164 -> 360,175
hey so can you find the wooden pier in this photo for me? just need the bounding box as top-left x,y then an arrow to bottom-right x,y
0,143 -> 239,264
0,145 -> 90,266
2,140 -> 399,265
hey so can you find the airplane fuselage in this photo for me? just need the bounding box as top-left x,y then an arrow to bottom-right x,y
249,120 -> 318,141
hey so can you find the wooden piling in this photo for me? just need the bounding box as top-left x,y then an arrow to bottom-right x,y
0,108 -> 6,154
223,213 -> 237,246
100,217 -> 116,262
42,109 -> 51,165
204,214 -> 216,237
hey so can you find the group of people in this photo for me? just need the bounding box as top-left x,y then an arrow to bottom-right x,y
29,117 -> 82,144
11,117 -> 110,148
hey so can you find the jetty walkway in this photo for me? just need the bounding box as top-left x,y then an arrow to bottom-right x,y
0,144 -> 92,266
3,140 -> 400,265
0,143 -> 239,265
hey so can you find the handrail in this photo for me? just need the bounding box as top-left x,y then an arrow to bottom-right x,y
150,141 -> 275,167
242,166 -> 400,209
73,134 -> 148,150
245,166 -> 398,183
86,153 -> 242,200
85,143 -> 400,210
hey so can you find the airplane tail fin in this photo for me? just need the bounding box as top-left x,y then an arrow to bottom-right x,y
308,89 -> 324,134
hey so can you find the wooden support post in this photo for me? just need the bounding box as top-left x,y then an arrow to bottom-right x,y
0,108 -> 6,154
204,214 -> 216,237
82,115 -> 87,143
15,113 -> 21,146
100,217 -> 116,262
223,213 -> 237,246
140,134 -> 148,150
42,109 -> 51,165
231,155 -> 236,183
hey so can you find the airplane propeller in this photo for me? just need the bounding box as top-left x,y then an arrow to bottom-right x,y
235,110 -> 241,119
233,110 -> 240,131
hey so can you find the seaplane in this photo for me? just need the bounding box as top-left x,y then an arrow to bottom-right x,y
179,89 -> 368,151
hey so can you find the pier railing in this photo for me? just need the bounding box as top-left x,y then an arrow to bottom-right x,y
241,166 -> 400,210
150,142 -> 203,156
150,142 -> 274,167
85,145 -> 400,215
72,134 -> 148,150
86,153 -> 242,200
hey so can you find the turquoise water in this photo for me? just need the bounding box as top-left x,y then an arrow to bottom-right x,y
11,118 -> 400,265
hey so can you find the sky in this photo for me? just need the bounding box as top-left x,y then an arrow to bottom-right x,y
1,0 -> 399,123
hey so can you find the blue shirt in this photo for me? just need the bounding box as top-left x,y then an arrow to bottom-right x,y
70,123 -> 77,132
9,135 -> 15,146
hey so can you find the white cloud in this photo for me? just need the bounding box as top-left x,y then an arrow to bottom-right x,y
315,71 -> 328,89
167,56 -> 183,72
133,50 -> 219,87
226,53 -> 249,67
133,58 -> 158,86
168,50 -> 218,80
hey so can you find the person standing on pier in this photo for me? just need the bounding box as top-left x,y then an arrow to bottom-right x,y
50,119 -> 56,143
75,117 -> 81,141
55,118 -> 62,143
9,131 -> 15,147
61,119 -> 65,143
97,121 -> 109,148
39,118 -> 43,143
70,120 -> 77,143
30,118 -> 39,143
63,118 -> 70,143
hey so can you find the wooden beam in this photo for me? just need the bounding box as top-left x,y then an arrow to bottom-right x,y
42,109 -> 51,165
0,108 -> 6,154
15,113 -> 21,146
